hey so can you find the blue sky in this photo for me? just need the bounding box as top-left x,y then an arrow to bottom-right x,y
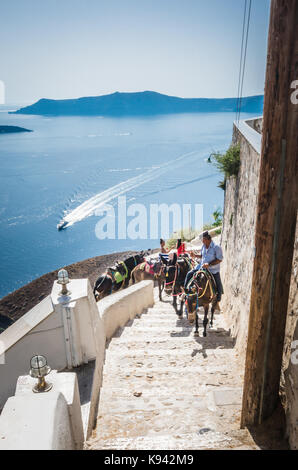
0,0 -> 270,103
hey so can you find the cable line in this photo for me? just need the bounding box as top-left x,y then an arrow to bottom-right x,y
236,0 -> 248,123
237,0 -> 252,124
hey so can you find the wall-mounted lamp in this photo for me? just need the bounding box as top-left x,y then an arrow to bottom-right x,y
57,269 -> 70,296
30,355 -> 53,393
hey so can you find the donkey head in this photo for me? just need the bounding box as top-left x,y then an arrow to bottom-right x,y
93,275 -> 112,302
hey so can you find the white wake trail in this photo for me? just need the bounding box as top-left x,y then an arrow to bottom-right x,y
60,150 -> 199,228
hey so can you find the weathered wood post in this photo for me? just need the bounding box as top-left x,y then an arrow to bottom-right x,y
241,0 -> 298,427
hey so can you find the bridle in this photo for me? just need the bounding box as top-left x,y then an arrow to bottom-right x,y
163,262 -> 186,297
185,269 -> 214,313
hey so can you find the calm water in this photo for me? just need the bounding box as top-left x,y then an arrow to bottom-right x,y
0,107 -> 255,298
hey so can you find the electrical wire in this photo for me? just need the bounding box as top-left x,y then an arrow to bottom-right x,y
238,0 -> 252,123
236,0 -> 252,124
236,0 -> 248,123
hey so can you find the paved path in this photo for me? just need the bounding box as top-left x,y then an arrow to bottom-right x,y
87,288 -> 259,450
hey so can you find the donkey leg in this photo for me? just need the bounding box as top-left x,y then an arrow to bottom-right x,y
179,297 -> 184,317
210,298 -> 217,328
203,305 -> 209,337
159,280 -> 164,301
158,280 -> 162,300
194,308 -> 199,337
210,306 -> 215,328
173,295 -> 178,313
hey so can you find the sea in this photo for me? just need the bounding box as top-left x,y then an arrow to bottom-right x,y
0,105 -> 257,298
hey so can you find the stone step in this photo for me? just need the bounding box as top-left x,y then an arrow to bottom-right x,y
103,349 -> 236,366
133,311 -> 220,321
99,386 -> 211,400
119,309 -> 224,322
93,411 -> 234,442
101,369 -> 239,384
92,393 -> 244,443
111,326 -> 228,341
102,356 -> 236,374
104,345 -> 235,360
88,429 -> 258,450
105,345 -> 235,357
107,335 -> 235,350
97,392 -> 210,415
100,388 -> 242,406
101,369 -> 241,391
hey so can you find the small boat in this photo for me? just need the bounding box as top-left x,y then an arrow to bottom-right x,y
57,220 -> 68,231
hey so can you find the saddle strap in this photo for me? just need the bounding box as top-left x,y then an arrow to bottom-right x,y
203,269 -> 217,298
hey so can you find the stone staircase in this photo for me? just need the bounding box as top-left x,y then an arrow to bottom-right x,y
87,288 -> 259,450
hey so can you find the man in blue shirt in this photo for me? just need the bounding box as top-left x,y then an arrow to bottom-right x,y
184,231 -> 223,308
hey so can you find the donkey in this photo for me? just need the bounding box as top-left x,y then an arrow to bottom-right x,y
130,258 -> 165,300
160,253 -> 193,316
93,253 -> 146,301
185,269 -> 218,337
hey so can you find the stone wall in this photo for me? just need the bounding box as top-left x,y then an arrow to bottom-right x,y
281,220 -> 298,449
220,121 -> 261,360
220,117 -> 298,448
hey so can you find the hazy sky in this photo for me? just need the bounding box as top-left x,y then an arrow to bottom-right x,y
0,0 -> 270,103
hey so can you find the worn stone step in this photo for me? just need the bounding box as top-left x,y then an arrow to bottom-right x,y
88,429 -> 258,450
102,357 -> 237,373
104,346 -> 235,360
105,344 -> 236,359
94,411 -> 222,441
101,369 -> 240,392
107,336 -> 235,351
92,398 -> 244,443
107,335 -> 235,351
99,386 -> 209,400
98,387 -> 243,411
102,356 -> 236,375
97,392 -> 210,415
101,371 -> 239,387
112,326 -> 228,341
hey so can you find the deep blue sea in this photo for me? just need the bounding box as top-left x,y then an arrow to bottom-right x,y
0,105 -> 256,298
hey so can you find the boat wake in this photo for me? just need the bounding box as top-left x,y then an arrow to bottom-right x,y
57,150 -> 201,229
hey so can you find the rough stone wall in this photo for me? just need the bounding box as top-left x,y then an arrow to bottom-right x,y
220,124 -> 261,361
220,119 -> 298,448
281,218 -> 298,449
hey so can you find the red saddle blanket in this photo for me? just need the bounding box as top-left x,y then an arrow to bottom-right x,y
140,260 -> 160,276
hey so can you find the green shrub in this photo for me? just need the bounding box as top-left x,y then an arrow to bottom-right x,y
208,144 -> 240,189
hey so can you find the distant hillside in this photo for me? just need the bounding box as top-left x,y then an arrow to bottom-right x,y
12,91 -> 264,116
0,125 -> 33,134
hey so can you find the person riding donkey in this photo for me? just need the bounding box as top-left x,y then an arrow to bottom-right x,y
184,231 -> 223,311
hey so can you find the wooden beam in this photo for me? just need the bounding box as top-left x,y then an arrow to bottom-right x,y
241,0 -> 298,427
